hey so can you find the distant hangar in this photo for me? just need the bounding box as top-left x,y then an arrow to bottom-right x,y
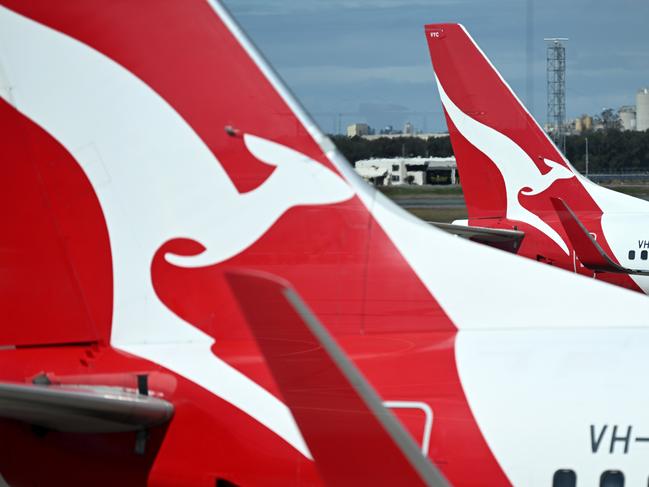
355,156 -> 457,186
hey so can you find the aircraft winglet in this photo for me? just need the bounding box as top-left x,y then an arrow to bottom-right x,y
551,198 -> 649,275
225,270 -> 448,487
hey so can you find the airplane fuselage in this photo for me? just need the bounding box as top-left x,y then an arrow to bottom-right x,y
2,325 -> 649,486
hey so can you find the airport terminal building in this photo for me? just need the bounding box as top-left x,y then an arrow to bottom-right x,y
355,156 -> 457,186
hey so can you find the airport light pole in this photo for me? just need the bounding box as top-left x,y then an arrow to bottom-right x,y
585,136 -> 589,178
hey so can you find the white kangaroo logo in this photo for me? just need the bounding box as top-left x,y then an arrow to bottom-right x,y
435,77 -> 574,254
166,133 -> 352,268
0,5 -> 355,458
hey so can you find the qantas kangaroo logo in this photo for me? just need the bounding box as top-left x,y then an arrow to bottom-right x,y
165,133 -> 352,268
435,78 -> 574,254
0,5 -> 353,457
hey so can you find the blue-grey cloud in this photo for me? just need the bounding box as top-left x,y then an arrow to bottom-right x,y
223,0 -> 649,133
280,65 -> 433,85
230,0 -> 465,16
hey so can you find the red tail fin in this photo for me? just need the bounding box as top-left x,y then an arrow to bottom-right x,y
424,24 -> 575,223
424,24 -> 646,281
1,99 -> 110,347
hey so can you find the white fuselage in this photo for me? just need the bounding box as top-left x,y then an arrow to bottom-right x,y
584,177 -> 649,292
459,327 -> 649,486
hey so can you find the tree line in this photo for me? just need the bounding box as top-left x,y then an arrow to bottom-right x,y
565,130 -> 649,173
329,135 -> 453,164
330,131 -> 649,174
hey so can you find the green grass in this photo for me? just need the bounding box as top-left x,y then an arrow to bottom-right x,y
405,207 -> 468,223
381,182 -> 649,225
602,183 -> 649,197
379,182 -> 649,198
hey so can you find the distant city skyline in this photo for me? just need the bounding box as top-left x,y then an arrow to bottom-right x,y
223,0 -> 649,134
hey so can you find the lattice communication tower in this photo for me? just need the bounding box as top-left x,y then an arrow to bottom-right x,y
545,38 -> 568,152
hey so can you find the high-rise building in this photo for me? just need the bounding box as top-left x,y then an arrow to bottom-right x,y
572,114 -> 593,134
618,106 -> 636,131
637,88 -> 649,131
346,123 -> 370,137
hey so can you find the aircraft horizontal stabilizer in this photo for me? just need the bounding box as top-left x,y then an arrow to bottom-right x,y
551,198 -> 649,275
430,222 -> 525,253
0,382 -> 173,433
225,270 -> 448,487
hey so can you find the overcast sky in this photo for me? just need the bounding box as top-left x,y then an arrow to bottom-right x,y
222,0 -> 649,134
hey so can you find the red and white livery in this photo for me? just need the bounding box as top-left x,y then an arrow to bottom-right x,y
425,23 -> 649,294
1,4 -> 649,486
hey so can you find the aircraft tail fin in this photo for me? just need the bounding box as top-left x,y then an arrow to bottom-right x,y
0,1 -> 357,348
424,24 -> 575,222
